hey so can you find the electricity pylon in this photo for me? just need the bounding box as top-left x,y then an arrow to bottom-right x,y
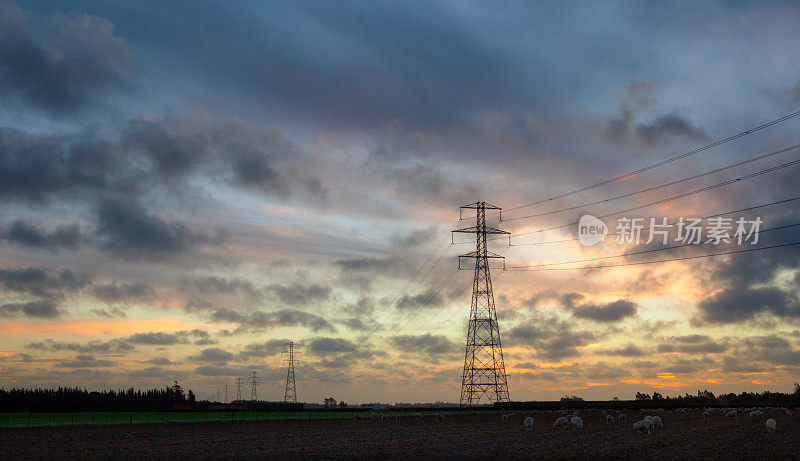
249,371 -> 259,402
234,378 -> 244,401
452,201 -> 510,407
283,341 -> 298,403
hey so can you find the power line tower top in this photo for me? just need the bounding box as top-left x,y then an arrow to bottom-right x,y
452,201 -> 511,407
234,377 -> 244,402
283,341 -> 299,403
249,370 -> 260,402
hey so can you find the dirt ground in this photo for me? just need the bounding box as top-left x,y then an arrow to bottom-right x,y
0,409 -> 797,460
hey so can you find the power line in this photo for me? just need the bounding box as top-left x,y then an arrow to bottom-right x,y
506,157 -> 800,239
300,271 -> 479,383
305,219 -> 461,363
504,241 -> 800,272
498,109 -> 800,214
311,270 -> 503,383
299,267 -> 463,383
508,195 -> 800,246
505,221 -> 800,269
501,144 -> 800,221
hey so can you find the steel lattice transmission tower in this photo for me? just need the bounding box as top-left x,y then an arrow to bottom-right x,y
453,201 -> 511,407
283,341 -> 298,403
234,378 -> 244,402
249,371 -> 259,402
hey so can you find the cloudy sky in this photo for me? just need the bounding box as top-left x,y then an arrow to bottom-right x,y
1,0 -> 800,404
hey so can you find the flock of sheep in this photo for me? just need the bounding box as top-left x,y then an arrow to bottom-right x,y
353,405 -> 796,436
495,405 -> 797,434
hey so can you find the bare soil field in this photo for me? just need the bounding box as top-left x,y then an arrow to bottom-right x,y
0,409 -> 797,460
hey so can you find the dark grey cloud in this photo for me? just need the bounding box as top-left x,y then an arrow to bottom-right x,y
26,330 -> 212,355
307,337 -> 356,355
211,308 -> 336,333
0,220 -> 80,250
508,315 -> 599,360
127,366 -> 181,378
695,286 -> 799,324
127,329 -> 211,346
194,365 -> 253,377
58,354 -> 116,368
0,300 -> 60,318
656,335 -> 728,354
662,357 -> 714,375
180,276 -> 261,299
0,266 -> 91,297
395,290 -> 444,310
569,300 -> 637,323
26,338 -> 134,354
267,282 -> 331,306
604,80 -> 708,146
635,113 -> 710,145
391,226 -> 438,249
90,306 -> 127,318
0,2 -> 134,115
145,357 -> 173,366
387,164 -> 481,207
189,347 -> 234,364
601,343 -> 646,357
390,334 -> 457,356
235,339 -> 289,360
91,281 -> 156,304
95,197 -> 228,261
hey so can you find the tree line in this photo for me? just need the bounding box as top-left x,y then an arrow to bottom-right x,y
0,382 -> 195,412
632,384 -> 800,407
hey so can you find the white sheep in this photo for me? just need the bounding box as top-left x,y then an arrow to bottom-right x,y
618,413 -> 626,422
651,415 -> 663,429
726,410 -> 737,418
766,418 -> 777,433
645,415 -> 653,421
749,410 -> 763,417
570,416 -> 583,430
502,413 -> 511,421
786,410 -> 792,416
524,416 -> 534,429
413,412 -> 423,419
606,414 -> 615,425
633,420 -> 652,434
553,416 -> 568,429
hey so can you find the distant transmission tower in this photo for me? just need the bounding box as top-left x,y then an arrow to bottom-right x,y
223,385 -> 228,403
249,371 -> 260,402
453,201 -> 511,407
283,341 -> 298,403
234,378 -> 244,401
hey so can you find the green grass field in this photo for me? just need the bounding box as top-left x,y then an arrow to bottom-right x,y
0,409 -> 488,428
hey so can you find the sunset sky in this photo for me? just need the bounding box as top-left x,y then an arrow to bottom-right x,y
1,1 -> 800,404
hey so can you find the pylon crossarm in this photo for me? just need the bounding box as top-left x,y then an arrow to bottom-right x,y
452,226 -> 510,235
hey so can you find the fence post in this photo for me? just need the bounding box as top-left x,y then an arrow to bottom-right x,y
130,414 -> 133,425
